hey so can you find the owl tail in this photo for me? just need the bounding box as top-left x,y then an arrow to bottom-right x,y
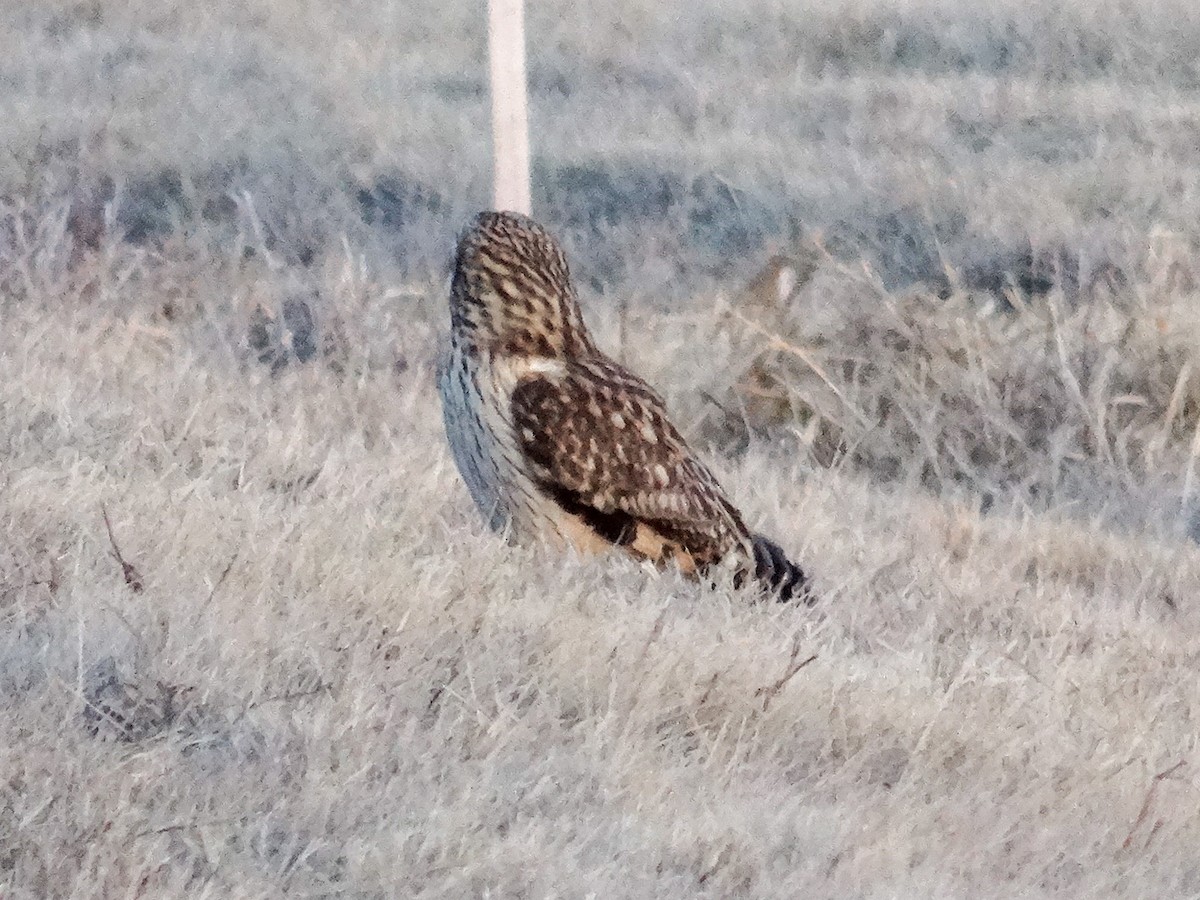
750,533 -> 816,605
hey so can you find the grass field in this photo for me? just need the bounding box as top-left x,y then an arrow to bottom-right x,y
5,0 -> 1200,896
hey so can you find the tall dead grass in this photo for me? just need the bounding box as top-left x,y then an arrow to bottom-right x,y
4,0 -> 1200,896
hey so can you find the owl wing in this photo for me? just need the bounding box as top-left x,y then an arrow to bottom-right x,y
510,355 -> 752,570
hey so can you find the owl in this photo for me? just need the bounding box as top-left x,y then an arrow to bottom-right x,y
439,211 -> 813,603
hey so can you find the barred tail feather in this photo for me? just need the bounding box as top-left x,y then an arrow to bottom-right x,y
750,533 -> 816,605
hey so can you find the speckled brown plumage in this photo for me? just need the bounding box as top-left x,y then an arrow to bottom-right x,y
438,210 -> 814,603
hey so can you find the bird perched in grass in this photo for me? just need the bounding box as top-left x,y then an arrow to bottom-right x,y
438,210 -> 814,603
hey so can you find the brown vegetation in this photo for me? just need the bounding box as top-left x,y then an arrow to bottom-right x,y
3,0 -> 1200,895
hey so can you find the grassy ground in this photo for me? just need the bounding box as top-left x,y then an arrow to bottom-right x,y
4,0 -> 1200,896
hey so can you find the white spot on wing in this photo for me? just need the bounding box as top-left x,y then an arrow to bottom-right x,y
610,412 -> 626,429
654,464 -> 670,486
526,358 -> 566,376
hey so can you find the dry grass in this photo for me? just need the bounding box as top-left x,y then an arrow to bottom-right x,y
5,0 -> 1200,896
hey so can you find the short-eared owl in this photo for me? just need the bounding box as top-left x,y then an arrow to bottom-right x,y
439,211 -> 813,603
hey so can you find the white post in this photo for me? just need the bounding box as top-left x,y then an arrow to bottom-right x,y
488,0 -> 532,215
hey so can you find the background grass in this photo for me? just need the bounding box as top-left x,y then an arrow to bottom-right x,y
4,0 -> 1200,895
